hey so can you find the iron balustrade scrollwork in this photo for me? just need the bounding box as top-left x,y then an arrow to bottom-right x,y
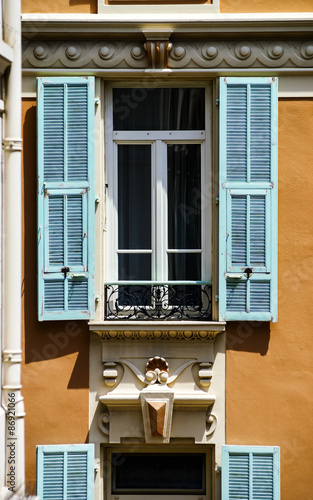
104,282 -> 212,320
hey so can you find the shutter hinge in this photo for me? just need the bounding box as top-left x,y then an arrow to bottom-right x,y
216,99 -> 220,106
216,197 -> 219,205
215,295 -> 219,302
95,97 -> 100,106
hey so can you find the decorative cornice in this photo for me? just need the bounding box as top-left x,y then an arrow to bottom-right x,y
22,39 -> 313,71
21,14 -> 313,38
94,330 -> 221,341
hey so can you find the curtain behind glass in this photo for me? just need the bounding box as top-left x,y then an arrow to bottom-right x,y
113,88 -> 205,131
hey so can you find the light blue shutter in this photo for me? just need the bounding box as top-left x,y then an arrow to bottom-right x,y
219,78 -> 278,321
222,445 -> 280,500
37,444 -> 94,500
37,77 -> 95,320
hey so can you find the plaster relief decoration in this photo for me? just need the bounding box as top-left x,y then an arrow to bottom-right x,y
140,357 -> 174,443
99,352 -> 216,444
143,30 -> 173,70
22,39 -> 313,70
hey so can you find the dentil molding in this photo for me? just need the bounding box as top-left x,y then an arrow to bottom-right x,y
22,39 -> 313,70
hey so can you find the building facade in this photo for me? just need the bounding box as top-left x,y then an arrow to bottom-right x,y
15,0 -> 313,498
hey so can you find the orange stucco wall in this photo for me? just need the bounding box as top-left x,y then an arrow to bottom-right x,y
22,100 -> 90,494
226,99 -> 313,499
220,0 -> 313,13
22,0 -> 313,13
22,96 -> 313,497
22,0 -> 97,14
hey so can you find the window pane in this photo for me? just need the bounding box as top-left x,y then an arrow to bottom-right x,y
168,144 -> 201,249
168,253 -> 201,306
118,254 -> 151,281
168,253 -> 201,281
112,453 -> 205,493
118,145 -> 151,250
118,254 -> 151,306
113,88 -> 205,130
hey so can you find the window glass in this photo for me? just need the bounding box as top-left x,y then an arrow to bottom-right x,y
113,88 -> 205,131
167,143 -> 201,250
118,145 -> 151,250
112,453 -> 206,493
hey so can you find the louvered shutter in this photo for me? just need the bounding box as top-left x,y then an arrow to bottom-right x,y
37,444 -> 94,500
222,445 -> 280,500
219,77 -> 278,321
37,77 -> 95,320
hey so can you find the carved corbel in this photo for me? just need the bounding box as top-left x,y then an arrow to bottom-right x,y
143,30 -> 173,70
198,362 -> 213,388
103,362 -> 118,387
140,387 -> 174,443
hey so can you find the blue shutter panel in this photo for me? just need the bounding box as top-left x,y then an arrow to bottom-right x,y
222,445 -> 280,500
219,78 -> 278,322
37,77 -> 95,320
37,444 -> 94,500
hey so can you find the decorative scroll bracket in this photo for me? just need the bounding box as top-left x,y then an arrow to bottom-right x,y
143,30 -> 173,70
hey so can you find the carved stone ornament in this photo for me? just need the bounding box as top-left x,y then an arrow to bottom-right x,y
145,356 -> 169,385
140,386 -> 174,443
103,362 -> 118,387
98,411 -> 110,436
22,39 -> 313,71
96,330 -> 220,341
120,356 -> 196,387
144,41 -> 172,70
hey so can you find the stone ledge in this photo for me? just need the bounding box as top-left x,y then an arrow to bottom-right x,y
89,321 -> 225,341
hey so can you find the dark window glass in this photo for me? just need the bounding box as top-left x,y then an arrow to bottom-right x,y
113,88 -> 205,131
118,254 -> 151,281
118,254 -> 151,306
112,453 -> 205,494
168,253 -> 201,281
168,144 -> 201,250
118,145 -> 151,250
168,253 -> 201,306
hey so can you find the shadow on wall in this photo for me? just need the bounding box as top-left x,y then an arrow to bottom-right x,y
226,321 -> 270,356
22,101 -> 89,390
69,0 -> 97,10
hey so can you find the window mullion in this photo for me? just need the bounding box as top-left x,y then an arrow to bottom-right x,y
155,140 -> 167,281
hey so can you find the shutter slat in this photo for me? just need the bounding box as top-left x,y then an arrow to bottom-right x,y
48,196 -> 64,266
67,85 -> 89,182
250,196 -> 266,265
68,280 -> 89,310
42,453 -> 64,500
38,77 -> 95,320
67,195 -> 84,265
67,452 -> 88,500
43,86 -> 65,182
231,196 -> 247,265
219,77 -> 277,321
44,280 -> 65,311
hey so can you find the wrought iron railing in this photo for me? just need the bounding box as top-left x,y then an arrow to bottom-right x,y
104,281 -> 212,320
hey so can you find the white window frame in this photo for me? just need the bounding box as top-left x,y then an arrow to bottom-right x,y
105,82 -> 213,286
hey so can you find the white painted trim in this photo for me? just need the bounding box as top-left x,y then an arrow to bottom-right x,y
22,76 -> 36,97
21,12 -> 313,22
89,319 -> 225,331
278,76 -> 313,96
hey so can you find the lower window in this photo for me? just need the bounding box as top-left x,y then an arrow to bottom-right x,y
104,448 -> 213,500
